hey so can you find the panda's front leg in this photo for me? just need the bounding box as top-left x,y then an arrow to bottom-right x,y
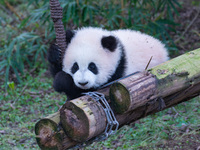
53,71 -> 83,100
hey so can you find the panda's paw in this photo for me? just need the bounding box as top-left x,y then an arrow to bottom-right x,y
53,71 -> 74,93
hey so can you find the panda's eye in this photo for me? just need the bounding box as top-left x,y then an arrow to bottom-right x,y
71,62 -> 79,74
88,62 -> 98,75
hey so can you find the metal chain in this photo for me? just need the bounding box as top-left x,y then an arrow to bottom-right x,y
85,92 -> 119,137
70,92 -> 119,149
99,71 -> 139,89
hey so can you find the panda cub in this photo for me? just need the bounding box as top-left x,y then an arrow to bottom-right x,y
48,27 -> 168,99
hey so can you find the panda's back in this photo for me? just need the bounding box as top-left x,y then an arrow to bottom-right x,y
112,29 -> 169,75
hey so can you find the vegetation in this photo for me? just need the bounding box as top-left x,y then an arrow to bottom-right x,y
0,0 -> 199,149
0,0 -> 181,89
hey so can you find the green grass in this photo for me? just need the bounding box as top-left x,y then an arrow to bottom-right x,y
0,69 -> 200,149
0,69 -> 66,150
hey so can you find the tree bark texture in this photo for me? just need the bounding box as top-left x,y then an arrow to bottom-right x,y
35,112 -> 77,150
110,48 -> 200,114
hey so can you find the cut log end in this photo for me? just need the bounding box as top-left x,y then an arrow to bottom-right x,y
35,119 -> 61,150
60,102 -> 89,142
60,96 -> 107,142
110,82 -> 130,114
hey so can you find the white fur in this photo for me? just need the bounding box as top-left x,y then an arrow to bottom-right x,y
62,27 -> 168,89
113,29 -> 169,75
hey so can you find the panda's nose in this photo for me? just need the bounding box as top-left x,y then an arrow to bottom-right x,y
78,82 -> 88,86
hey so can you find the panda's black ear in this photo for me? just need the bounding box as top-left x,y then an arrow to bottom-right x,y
66,30 -> 75,44
101,36 -> 117,52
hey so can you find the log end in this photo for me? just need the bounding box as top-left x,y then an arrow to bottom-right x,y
60,101 -> 89,142
35,119 -> 61,150
110,82 -> 130,114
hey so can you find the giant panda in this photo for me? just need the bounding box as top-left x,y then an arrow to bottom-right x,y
48,27 -> 168,99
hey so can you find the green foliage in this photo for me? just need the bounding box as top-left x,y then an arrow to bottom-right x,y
0,0 -> 181,90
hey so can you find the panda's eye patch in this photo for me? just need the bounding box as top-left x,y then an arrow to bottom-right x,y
71,62 -> 79,74
88,62 -> 98,75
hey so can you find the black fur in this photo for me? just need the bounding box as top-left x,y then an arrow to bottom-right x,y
47,43 -> 62,77
66,29 -> 75,44
107,44 -> 126,83
53,71 -> 86,99
88,62 -> 98,75
101,36 -> 117,52
48,30 -> 75,77
71,62 -> 79,74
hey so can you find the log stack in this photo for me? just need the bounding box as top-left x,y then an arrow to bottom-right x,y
35,48 -> 200,149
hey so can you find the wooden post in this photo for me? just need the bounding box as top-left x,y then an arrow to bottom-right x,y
109,48 -> 200,114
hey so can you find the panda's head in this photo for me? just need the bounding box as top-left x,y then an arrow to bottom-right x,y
62,28 -> 123,89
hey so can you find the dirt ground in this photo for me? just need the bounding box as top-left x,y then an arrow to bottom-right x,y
159,1 -> 200,149
171,1 -> 200,56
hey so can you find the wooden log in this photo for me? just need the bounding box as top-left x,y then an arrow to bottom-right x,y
109,48 -> 200,114
115,79 -> 200,126
109,72 -> 156,114
35,112 -> 77,150
35,78 -> 200,149
35,49 -> 200,149
60,95 -> 107,142
60,48 -> 200,143
35,87 -> 110,149
60,78 -> 200,144
60,79 -> 200,143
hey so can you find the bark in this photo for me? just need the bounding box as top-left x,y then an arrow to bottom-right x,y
35,112 -> 77,150
110,48 -> 200,114
35,87 -> 110,149
60,95 -> 107,142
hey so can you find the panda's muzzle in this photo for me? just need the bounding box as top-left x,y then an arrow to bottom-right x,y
78,82 -> 88,86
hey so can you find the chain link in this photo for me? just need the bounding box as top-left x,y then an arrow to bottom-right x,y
85,92 -> 119,137
70,92 -> 119,149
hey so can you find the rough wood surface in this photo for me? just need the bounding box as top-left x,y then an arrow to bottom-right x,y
109,72 -> 156,114
35,112 -> 77,150
110,48 -> 200,114
60,95 -> 107,142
